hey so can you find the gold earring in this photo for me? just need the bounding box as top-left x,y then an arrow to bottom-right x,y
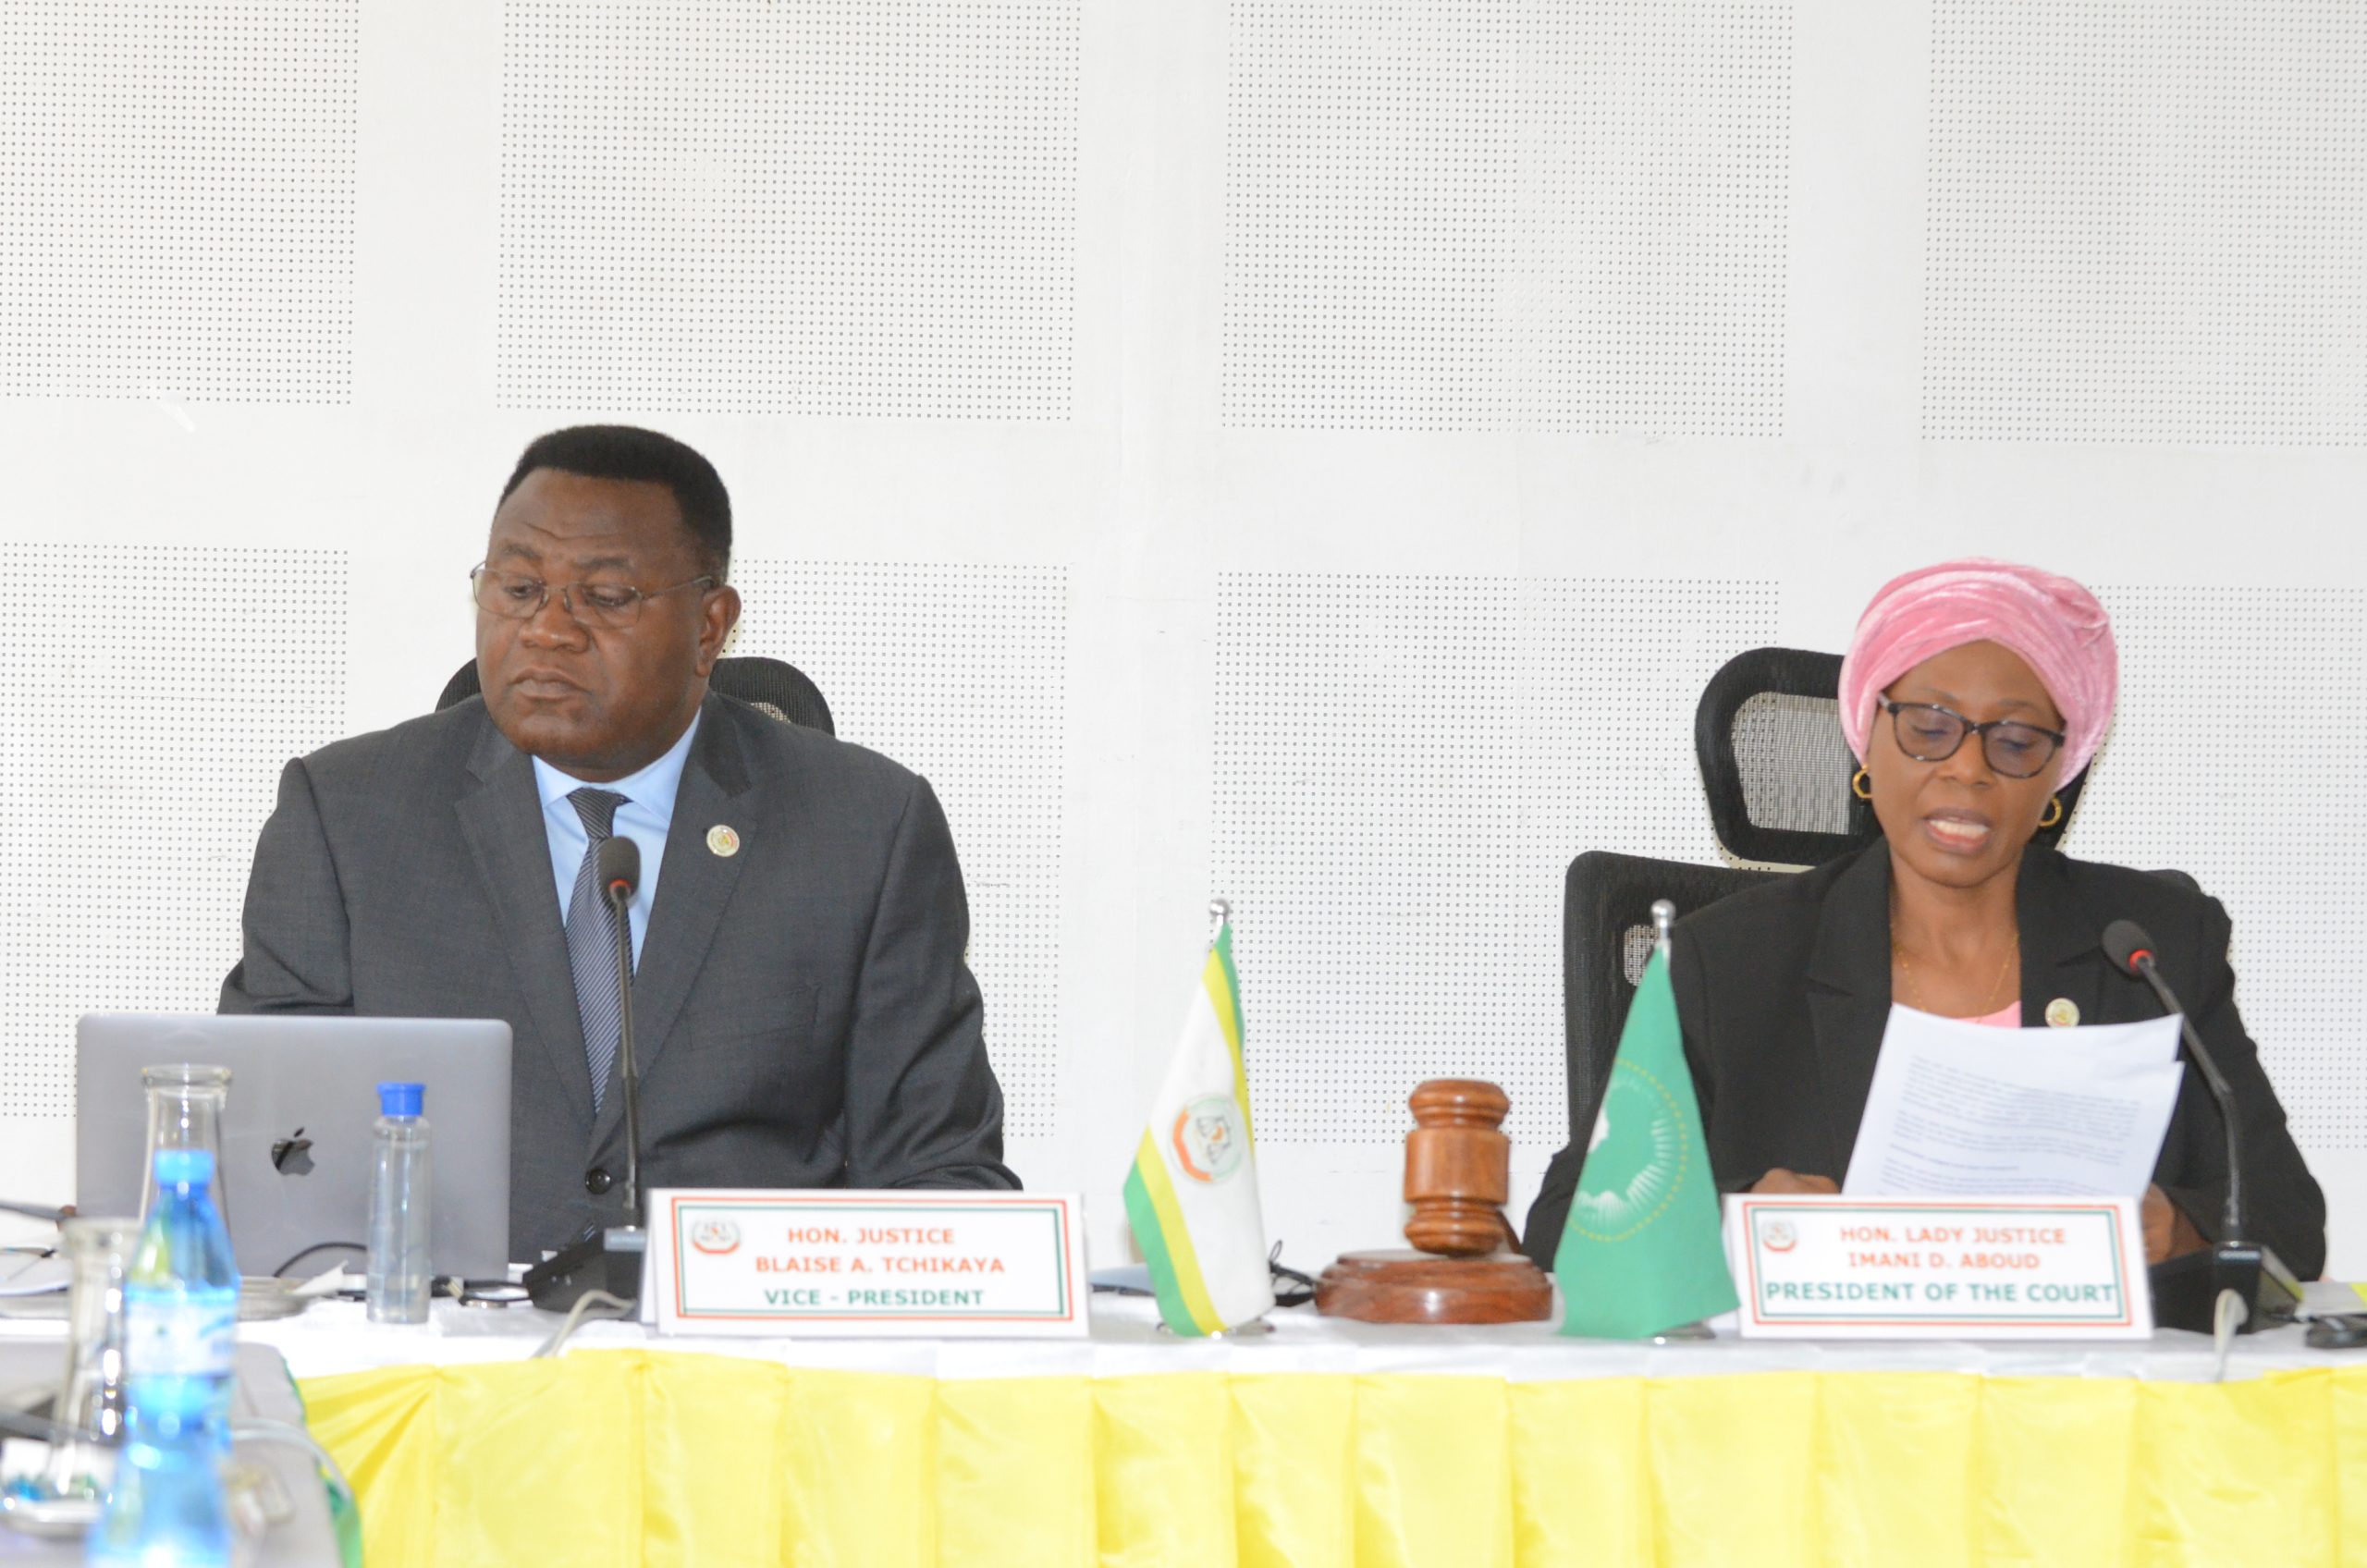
2039,795 -> 2064,829
1851,767 -> 1873,801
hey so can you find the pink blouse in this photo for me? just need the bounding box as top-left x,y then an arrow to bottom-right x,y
1966,1000 -> 2023,1029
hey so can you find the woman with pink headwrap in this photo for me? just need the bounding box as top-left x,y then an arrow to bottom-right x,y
1527,559 -> 2324,1277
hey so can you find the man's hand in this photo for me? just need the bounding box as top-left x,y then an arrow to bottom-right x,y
2141,1184 -> 2207,1265
1750,1169 -> 1839,1194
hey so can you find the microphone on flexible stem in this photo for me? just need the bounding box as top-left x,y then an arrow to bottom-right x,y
2100,918 -> 2300,1335
525,837 -> 650,1311
599,836 -> 646,1226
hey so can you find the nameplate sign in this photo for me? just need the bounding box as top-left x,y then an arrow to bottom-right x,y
1724,1194 -> 2151,1340
647,1190 -> 1088,1338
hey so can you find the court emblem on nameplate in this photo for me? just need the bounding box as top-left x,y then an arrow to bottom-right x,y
706,825 -> 741,858
1171,1097 -> 1247,1184
2045,998 -> 2080,1028
689,1218 -> 741,1256
1759,1218 -> 1798,1254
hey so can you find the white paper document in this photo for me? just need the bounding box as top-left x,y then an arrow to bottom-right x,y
1843,1005 -> 2185,1199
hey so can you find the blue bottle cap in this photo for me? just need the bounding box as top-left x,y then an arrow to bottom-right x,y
377,1082 -> 425,1117
153,1147 -> 215,1185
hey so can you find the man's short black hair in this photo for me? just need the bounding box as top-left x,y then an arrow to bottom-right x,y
499,424 -> 732,578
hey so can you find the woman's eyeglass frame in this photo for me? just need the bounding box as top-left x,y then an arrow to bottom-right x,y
1878,697 -> 2066,779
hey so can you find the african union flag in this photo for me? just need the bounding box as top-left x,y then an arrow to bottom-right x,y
1121,916 -> 1274,1335
1553,945 -> 1737,1339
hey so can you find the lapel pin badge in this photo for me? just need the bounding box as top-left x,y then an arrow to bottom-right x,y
2044,997 -> 2080,1028
706,825 -> 741,858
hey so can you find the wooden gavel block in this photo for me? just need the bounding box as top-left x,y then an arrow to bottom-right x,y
1316,1078 -> 1553,1324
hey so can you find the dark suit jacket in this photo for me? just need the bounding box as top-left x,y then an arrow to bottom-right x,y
1525,841 -> 2326,1280
221,692 -> 1017,1259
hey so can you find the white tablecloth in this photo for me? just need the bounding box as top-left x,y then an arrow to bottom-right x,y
55,1290 -> 2347,1383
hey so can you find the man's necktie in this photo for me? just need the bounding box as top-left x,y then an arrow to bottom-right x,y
564,787 -> 631,1115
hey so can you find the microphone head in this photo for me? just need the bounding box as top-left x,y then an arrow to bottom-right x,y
597,835 -> 640,898
2101,918 -> 2154,976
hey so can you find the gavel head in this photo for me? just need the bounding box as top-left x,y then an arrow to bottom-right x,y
1400,1079 -> 1515,1257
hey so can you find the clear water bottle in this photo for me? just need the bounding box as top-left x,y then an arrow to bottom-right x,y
89,1147 -> 239,1567
366,1081 -> 432,1324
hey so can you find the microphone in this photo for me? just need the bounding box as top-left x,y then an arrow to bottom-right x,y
597,836 -> 644,1225
524,835 -> 650,1311
600,835 -> 639,901
2101,918 -> 2299,1334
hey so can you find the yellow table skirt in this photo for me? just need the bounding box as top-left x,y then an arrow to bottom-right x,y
299,1350 -> 2367,1567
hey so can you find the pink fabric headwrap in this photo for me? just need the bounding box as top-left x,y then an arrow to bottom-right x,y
1838,558 -> 2117,779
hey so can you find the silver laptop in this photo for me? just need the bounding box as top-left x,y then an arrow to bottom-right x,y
77,1014 -> 512,1279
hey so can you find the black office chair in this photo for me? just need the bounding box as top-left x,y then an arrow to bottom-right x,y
1527,850 -> 1779,1264
436,655 -> 835,736
1558,851 -> 1780,1144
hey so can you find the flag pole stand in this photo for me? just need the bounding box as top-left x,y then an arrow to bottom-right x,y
1315,1080 -> 1553,1325
1156,1317 -> 1276,1338
1650,1321 -> 1716,1343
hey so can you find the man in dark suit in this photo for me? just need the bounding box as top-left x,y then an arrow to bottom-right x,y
223,425 -> 1015,1259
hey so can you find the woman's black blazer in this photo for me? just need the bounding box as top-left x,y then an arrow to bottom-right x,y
1524,839 -> 2327,1280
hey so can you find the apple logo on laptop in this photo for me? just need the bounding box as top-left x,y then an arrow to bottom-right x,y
270,1129 -> 315,1178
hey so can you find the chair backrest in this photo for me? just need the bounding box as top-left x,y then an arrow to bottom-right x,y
436,655 -> 835,736
1560,851 -> 1781,1140
1694,645 -> 2085,868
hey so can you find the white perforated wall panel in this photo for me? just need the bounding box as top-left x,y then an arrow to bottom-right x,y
0,0 -> 357,401
497,0 -> 1078,418
727,562 -> 1065,1137
1926,0 -> 2367,443
2071,586 -> 2367,1146
1212,576 -> 1779,1151
1222,0 -> 1792,433
0,545 -> 348,1114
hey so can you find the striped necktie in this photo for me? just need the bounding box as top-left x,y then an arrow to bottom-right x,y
564,787 -> 631,1115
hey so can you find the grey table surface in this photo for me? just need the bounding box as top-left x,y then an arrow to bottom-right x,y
0,1339 -> 340,1566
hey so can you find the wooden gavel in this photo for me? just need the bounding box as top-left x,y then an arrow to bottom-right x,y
1314,1077 -> 1551,1324
1401,1079 -> 1519,1256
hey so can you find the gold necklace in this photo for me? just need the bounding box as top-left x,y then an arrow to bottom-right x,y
1893,928 -> 2018,1017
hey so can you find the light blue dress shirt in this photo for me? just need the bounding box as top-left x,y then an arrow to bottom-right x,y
531,711 -> 701,967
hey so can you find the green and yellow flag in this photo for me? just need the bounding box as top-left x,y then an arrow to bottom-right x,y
1554,946 -> 1738,1339
1122,918 -> 1273,1334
